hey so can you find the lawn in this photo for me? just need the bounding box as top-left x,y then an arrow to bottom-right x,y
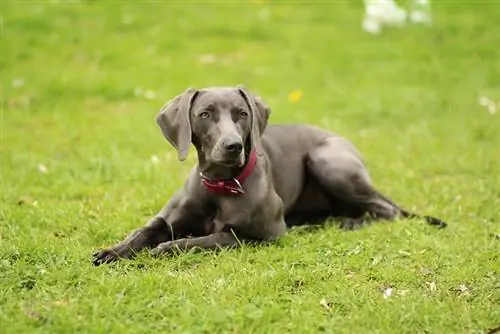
1,1 -> 499,333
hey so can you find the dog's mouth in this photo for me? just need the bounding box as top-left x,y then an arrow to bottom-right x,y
209,153 -> 246,168
211,157 -> 245,167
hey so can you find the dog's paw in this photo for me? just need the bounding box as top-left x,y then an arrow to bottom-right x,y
150,241 -> 184,258
92,246 -> 132,266
149,242 -> 171,258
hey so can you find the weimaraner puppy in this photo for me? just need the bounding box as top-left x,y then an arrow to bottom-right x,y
92,85 -> 446,266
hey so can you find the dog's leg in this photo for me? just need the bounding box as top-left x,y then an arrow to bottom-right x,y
92,216 -> 172,266
375,190 -> 447,228
306,138 -> 447,230
150,232 -> 240,256
92,191 -> 209,266
307,140 -> 397,230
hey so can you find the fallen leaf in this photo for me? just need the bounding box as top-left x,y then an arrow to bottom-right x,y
319,298 -> 332,312
288,89 -> 303,103
398,250 -> 411,256
345,271 -> 355,279
451,284 -> 471,296
371,255 -> 383,266
383,287 -> 393,299
346,244 -> 363,256
427,281 -> 437,293
17,196 -> 35,205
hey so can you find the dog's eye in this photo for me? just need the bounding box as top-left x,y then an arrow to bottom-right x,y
239,110 -> 249,118
199,112 -> 210,119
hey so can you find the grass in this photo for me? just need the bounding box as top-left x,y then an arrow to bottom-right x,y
1,1 -> 499,333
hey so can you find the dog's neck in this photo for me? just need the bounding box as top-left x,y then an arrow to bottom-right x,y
197,148 -> 258,197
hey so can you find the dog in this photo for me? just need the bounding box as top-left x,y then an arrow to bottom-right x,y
92,85 -> 446,266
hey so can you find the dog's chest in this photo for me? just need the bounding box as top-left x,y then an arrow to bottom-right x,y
211,197 -> 252,232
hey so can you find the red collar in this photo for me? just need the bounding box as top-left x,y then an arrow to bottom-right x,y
200,149 -> 257,196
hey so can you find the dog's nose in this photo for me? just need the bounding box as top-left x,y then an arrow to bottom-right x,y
224,139 -> 243,153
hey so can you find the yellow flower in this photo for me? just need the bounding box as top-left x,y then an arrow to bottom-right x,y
288,89 -> 303,103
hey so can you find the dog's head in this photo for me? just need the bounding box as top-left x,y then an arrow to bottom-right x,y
156,85 -> 270,167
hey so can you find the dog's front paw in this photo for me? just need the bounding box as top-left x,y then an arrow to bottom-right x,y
149,242 -> 172,258
92,245 -> 133,266
150,241 -> 182,258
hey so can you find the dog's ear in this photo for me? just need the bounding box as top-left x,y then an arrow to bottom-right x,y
156,87 -> 199,161
236,85 -> 271,155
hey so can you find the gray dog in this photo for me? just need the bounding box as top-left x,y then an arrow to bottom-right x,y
92,85 -> 446,266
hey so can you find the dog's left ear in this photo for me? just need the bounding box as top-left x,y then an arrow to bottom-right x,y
156,87 -> 199,161
237,85 -> 271,155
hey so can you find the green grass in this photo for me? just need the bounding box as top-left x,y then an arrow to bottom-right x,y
1,1 -> 499,333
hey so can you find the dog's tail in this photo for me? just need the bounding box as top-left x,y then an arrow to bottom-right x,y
376,191 -> 448,229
